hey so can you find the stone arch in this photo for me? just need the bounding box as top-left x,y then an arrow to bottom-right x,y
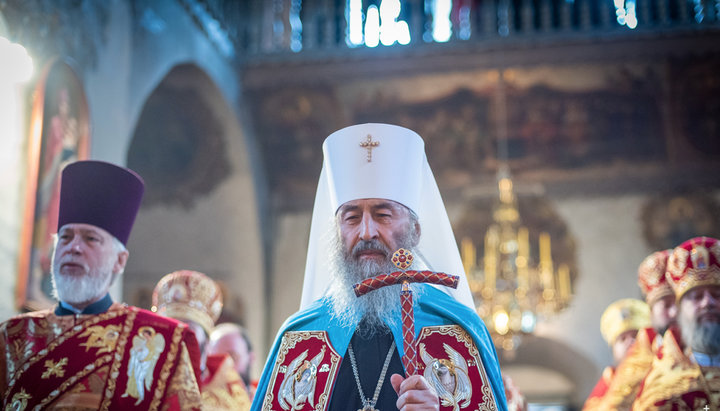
501,335 -> 599,408
123,63 -> 265,363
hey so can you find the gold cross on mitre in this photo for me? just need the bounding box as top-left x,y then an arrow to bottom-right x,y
359,134 -> 379,162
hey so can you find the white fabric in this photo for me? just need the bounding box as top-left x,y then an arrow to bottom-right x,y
300,123 -> 476,312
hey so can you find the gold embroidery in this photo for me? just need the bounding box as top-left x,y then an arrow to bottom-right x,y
101,308 -> 138,409
633,331 -> 720,410
710,242 -> 720,263
37,354 -> 111,408
165,344 -> 203,410
594,329 -> 655,409
263,331 -> 341,411
79,324 -> 121,354
669,248 -> 689,278
417,325 -> 498,411
6,309 -> 125,398
41,357 -> 68,379
5,388 -> 31,411
121,326 -> 166,405
150,324 -> 186,409
202,384 -> 251,411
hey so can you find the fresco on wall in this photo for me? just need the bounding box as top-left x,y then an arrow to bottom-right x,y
669,56 -> 720,161
248,86 -> 345,202
351,65 -> 665,186
642,192 -> 720,251
249,60 -> 720,203
354,88 -> 494,188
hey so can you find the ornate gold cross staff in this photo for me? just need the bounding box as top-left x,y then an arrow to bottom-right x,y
353,248 -> 459,375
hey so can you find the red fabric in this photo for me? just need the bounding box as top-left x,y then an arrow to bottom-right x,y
202,354 -> 226,386
582,367 -> 613,410
666,236 -> 720,299
587,373 -> 611,400
353,270 -> 458,296
1,305 -> 201,411
417,325 -> 498,409
633,327 -> 719,409
637,249 -> 673,304
265,331 -> 342,410
401,287 -> 417,375
3,310 -> 127,408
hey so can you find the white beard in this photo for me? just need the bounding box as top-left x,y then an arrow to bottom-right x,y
325,226 -> 423,337
679,308 -> 720,356
51,254 -> 115,306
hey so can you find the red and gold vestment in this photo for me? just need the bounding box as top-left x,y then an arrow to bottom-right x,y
583,366 -> 615,410
633,328 -> 720,410
0,303 -> 203,410
201,353 -> 251,411
583,327 -> 660,411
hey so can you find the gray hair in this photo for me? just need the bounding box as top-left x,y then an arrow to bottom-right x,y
111,236 -> 127,279
51,232 -> 128,281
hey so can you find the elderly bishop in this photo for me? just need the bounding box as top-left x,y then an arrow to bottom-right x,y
252,124 -> 507,411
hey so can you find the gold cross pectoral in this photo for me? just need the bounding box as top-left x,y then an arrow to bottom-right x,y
359,134 -> 379,162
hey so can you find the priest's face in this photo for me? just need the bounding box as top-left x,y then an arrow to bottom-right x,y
650,294 -> 677,336
678,285 -> 720,355
611,329 -> 638,364
51,223 -> 128,308
337,198 -> 420,268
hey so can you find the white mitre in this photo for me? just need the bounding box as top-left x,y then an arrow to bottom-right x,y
300,123 -> 476,312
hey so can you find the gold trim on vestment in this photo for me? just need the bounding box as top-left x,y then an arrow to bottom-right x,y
417,325 -> 498,411
99,308 -> 137,409
4,309 -> 125,398
150,323 -> 185,409
263,331 -> 341,411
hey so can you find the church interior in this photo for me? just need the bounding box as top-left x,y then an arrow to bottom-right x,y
1,0 -> 719,408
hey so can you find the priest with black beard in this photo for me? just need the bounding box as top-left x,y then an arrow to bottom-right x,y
252,124 -> 507,411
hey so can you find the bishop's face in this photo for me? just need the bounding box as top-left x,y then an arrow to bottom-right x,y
337,198 -> 419,269
680,285 -> 720,329
329,198 -> 421,332
678,285 -> 720,355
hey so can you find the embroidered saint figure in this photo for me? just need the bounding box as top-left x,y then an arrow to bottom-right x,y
420,343 -> 473,411
278,347 -> 326,410
122,326 -> 165,405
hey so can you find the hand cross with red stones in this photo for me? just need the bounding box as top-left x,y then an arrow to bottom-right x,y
352,248 -> 459,376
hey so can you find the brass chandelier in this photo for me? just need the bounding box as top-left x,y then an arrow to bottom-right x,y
460,70 -> 573,355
